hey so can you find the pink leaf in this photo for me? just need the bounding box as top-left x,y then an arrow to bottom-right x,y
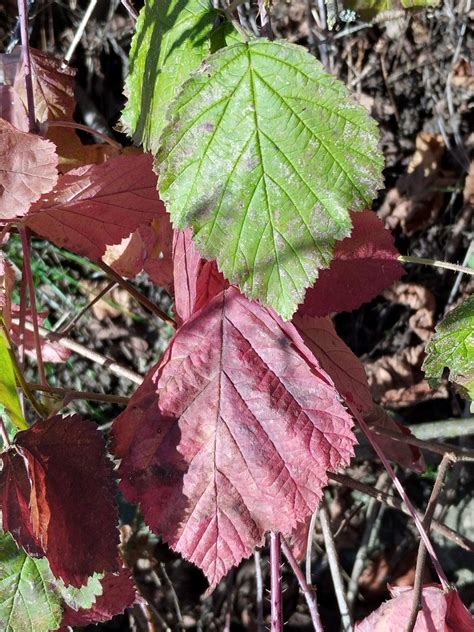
0,47 -> 76,123
60,566 -> 137,627
355,584 -> 474,632
25,153 -> 166,261
0,119 -> 58,219
0,85 -> 29,131
0,415 -> 120,586
299,211 -> 404,317
113,287 -> 356,590
294,314 -> 373,412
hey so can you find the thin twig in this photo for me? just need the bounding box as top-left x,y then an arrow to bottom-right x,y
159,563 -> 184,630
368,424 -> 474,462
98,261 -> 177,328
281,536 -> 324,632
320,499 -> 353,631
254,550 -> 265,632
19,227 -> 47,386
347,472 -> 389,608
56,281 -> 116,336
46,120 -> 122,150
15,319 -> 143,385
270,532 -> 283,632
120,0 -> 138,20
349,402 -> 450,590
328,472 -> 474,553
305,509 -> 319,585
17,0 -> 35,131
410,417 -> 474,441
27,382 -> 129,406
399,255 -> 474,276
406,455 -> 454,632
62,0 -> 98,68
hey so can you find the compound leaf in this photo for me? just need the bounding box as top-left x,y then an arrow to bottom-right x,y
157,39 -> 384,320
113,287 -> 355,590
423,295 -> 474,404
121,0 -> 219,153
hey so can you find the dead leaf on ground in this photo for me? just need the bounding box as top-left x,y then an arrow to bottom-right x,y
378,133 -> 448,235
81,280 -> 132,321
383,282 -> 436,341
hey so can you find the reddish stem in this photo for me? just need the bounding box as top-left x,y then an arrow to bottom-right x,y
17,0 -> 36,132
281,536 -> 324,632
19,227 -> 47,386
348,402 -> 450,589
270,532 -> 283,632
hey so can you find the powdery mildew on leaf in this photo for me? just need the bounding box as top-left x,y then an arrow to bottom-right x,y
0,415 -> 120,587
157,40 -> 384,320
113,287 -> 355,589
121,0 -> 218,153
25,153 -> 166,261
0,119 -> 58,219
299,210 -> 404,317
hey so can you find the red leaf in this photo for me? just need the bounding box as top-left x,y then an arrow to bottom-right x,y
299,211 -> 404,317
294,314 -> 373,412
0,85 -> 29,131
113,287 -> 355,590
172,229 -> 227,323
364,405 -> 425,472
25,154 -> 166,261
0,47 -> 76,123
0,119 -> 58,219
0,415 -> 120,586
60,566 -> 137,627
355,584 -> 474,631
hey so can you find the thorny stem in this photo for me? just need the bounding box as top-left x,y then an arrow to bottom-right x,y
348,402 -> 450,590
405,454 -> 454,632
17,0 -> 35,132
270,532 -> 283,632
254,550 -> 265,632
281,536 -> 324,632
19,227 -> 47,386
328,471 -> 474,553
45,121 -> 123,150
98,261 -> 177,328
399,255 -> 474,276
320,500 -> 353,631
305,508 -> 319,585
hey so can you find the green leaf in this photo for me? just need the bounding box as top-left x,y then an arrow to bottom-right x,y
343,0 -> 440,19
157,39 -> 384,319
0,329 -> 27,432
423,295 -> 474,404
0,532 -> 104,632
0,531 -> 62,632
121,0 -> 219,153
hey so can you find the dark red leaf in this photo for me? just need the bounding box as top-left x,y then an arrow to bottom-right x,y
113,288 -> 355,590
0,47 -> 76,123
25,154 -> 166,261
61,566 -> 137,627
0,118 -> 58,219
355,584 -> 474,631
299,211 -> 404,317
0,415 -> 120,586
294,314 -> 373,412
